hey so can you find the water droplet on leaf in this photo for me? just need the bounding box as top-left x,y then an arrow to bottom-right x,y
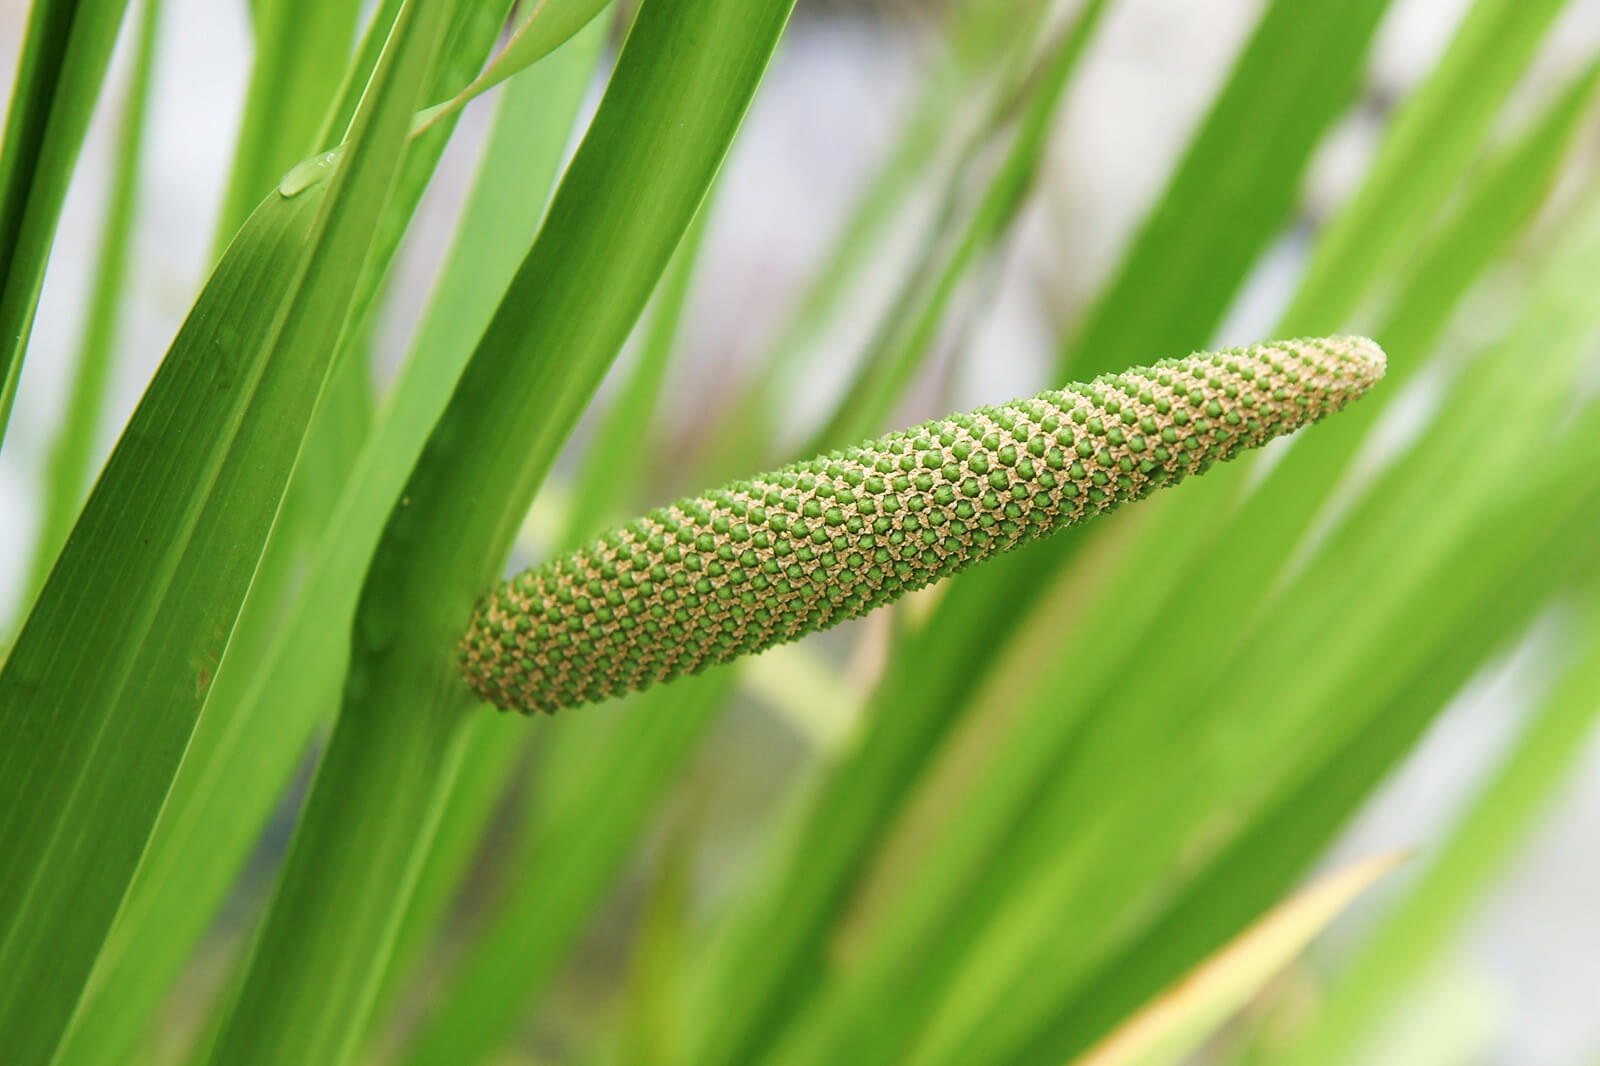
278,149 -> 342,197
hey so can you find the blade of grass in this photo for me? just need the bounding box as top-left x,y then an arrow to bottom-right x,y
807,0 -> 1112,453
381,148 -> 724,1064
1016,470 -> 1600,1066
213,0 -> 366,249
51,24 -> 605,1066
363,19 -> 617,1036
397,675 -> 735,1066
0,0 -> 131,445
0,188 -> 328,1066
1280,0 -> 1572,333
413,0 -> 613,129
847,58 -> 1600,1044
22,0 -> 163,609
0,0 -> 462,1057
1260,591 -> 1600,1066
1070,854 -> 1404,1066
1060,0 -> 1390,379
47,337 -> 372,1066
202,3 -> 795,1062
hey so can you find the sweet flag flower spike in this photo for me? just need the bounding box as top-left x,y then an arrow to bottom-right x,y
463,336 -> 1386,714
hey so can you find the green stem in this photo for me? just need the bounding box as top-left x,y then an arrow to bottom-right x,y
207,690 -> 475,1066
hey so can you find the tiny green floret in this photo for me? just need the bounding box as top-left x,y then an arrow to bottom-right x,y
462,336 -> 1385,714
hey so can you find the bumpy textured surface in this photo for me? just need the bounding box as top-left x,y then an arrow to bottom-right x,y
462,336 -> 1385,713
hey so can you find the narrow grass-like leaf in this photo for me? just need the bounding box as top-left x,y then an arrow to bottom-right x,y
415,0 -> 613,129
0,186 -> 326,1066
213,0 -> 365,247
51,24 -> 603,1066
399,675 -> 734,1066
0,0 -> 131,444
809,0 -> 1111,452
904,185 -> 1600,1066
203,4 -> 796,1062
1256,598 -> 1600,1066
1071,854 -> 1403,1066
23,0 -> 163,606
380,192 -> 721,1056
1062,0 -> 1390,379
0,0 -> 459,1057
1280,0 -> 1571,332
47,348 -> 370,1066
363,23 -> 618,1037
565,194 -> 716,543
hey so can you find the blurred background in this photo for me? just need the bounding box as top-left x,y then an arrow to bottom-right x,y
3,0 -> 1600,1062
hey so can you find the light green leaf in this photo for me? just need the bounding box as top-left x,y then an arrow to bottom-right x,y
1063,0 -> 1391,378
414,0 -> 613,132
212,0 -> 365,249
1070,854 -> 1404,1066
1281,0 -> 1572,332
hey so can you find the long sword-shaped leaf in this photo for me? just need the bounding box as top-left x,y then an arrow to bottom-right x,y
213,0 -> 366,248
0,187 -> 324,1066
22,0 -> 164,608
48,18 -> 598,1066
0,1 -> 456,1059
1281,0 -> 1571,332
1261,590 -> 1600,1066
202,3 -> 795,1063
1070,854 -> 1404,1066
0,0 -> 130,445
1062,0 -> 1390,378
